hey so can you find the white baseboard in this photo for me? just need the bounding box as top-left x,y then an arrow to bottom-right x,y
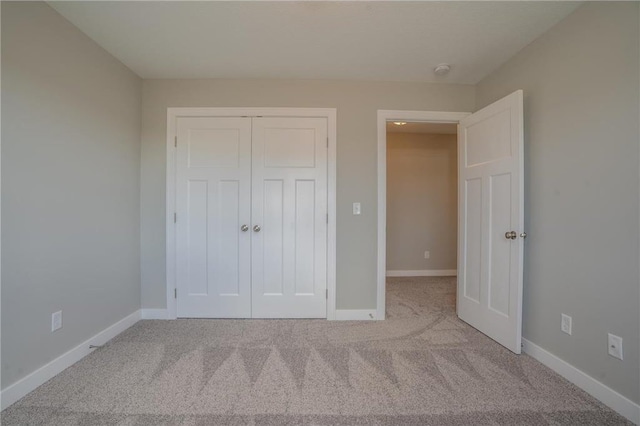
334,309 -> 378,320
1,310 -> 141,411
141,308 -> 171,319
522,338 -> 640,424
386,269 -> 457,277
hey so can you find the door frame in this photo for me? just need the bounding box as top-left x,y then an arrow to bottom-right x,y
376,110 -> 471,320
166,107 -> 338,320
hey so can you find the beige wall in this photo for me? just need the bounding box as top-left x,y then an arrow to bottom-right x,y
476,2 -> 639,404
1,2 -> 142,389
386,133 -> 457,271
141,80 -> 475,310
2,0 -> 637,414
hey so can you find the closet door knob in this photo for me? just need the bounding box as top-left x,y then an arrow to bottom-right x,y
505,231 -> 517,240
240,224 -> 249,232
253,225 -> 261,232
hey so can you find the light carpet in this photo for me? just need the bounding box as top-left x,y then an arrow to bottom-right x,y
2,277 -> 631,425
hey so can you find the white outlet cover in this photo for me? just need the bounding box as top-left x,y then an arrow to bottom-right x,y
561,313 -> 572,335
52,310 -> 63,332
608,333 -> 623,360
352,202 -> 361,215
424,251 -> 430,259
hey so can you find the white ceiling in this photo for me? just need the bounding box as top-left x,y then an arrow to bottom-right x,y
386,121 -> 457,135
49,1 -> 580,84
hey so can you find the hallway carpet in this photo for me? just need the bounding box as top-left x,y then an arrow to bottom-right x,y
2,277 -> 631,425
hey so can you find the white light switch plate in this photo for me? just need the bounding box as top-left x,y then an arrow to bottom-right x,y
52,310 -> 63,332
352,202 -> 361,215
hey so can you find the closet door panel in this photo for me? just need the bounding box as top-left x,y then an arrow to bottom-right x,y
251,117 -> 328,318
176,117 -> 252,318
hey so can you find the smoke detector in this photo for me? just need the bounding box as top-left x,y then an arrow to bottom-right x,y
434,63 -> 451,76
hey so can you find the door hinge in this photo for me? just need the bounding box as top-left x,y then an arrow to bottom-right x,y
174,136 -> 177,147
174,213 -> 177,223
326,289 -> 328,299
326,214 -> 328,224
174,288 -> 177,299
327,137 -> 329,147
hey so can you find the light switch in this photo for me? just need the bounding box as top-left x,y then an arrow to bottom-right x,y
353,202 -> 361,215
52,310 -> 62,332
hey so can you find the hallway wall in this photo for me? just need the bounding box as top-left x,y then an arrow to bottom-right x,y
386,132 -> 457,272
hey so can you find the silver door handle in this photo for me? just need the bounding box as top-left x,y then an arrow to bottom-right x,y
241,224 -> 249,232
520,232 -> 527,239
253,225 -> 261,232
505,231 -> 517,240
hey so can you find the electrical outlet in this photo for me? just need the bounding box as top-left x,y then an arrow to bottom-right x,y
608,333 -> 623,360
424,251 -> 430,259
352,202 -> 361,215
561,313 -> 572,335
51,310 -> 63,332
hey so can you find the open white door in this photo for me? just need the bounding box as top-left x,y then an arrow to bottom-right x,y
457,90 -> 524,354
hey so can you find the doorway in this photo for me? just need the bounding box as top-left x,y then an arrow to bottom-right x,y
378,91 -> 525,354
385,120 -> 459,318
376,111 -> 470,321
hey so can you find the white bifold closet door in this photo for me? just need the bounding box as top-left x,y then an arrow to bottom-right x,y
175,116 -> 327,319
176,117 -> 252,318
251,118 -> 328,318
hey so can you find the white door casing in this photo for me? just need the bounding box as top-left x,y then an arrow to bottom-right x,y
172,112 -> 332,319
251,118 -> 328,318
457,90 -> 524,353
176,117 -> 252,318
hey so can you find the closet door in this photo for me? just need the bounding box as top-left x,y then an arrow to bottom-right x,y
251,118 -> 328,318
176,117 -> 252,318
